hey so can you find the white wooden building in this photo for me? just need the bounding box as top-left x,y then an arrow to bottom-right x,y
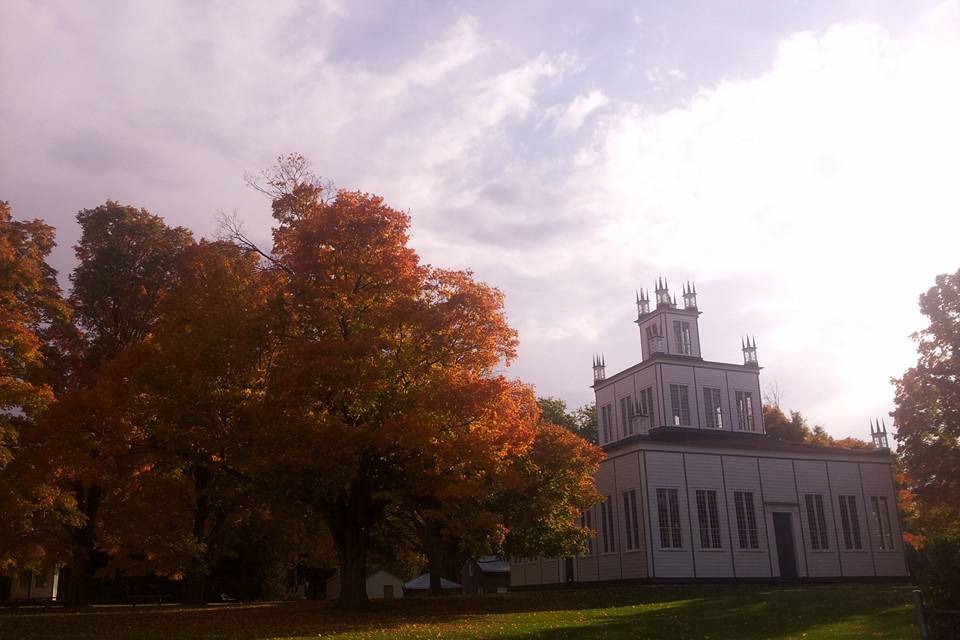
513,279 -> 908,585
326,568 -> 405,600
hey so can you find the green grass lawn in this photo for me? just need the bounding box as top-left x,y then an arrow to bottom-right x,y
0,584 -> 917,640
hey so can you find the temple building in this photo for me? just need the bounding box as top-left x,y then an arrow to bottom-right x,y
512,279 -> 908,585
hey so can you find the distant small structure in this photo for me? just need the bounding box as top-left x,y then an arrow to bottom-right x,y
325,568 -> 405,600
402,573 -> 461,596
7,566 -> 60,602
461,556 -> 510,595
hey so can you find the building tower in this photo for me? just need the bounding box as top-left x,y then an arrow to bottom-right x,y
870,419 -> 890,450
636,278 -> 703,361
742,335 -> 759,367
592,354 -> 606,382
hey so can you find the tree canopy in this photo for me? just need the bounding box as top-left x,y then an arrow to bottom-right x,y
0,161 -> 603,608
893,267 -> 960,539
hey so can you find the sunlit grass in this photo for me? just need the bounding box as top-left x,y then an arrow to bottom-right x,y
0,584 -> 916,640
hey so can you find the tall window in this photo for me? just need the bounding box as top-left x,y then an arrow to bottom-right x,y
871,496 -> 895,550
733,491 -> 760,549
646,326 -> 659,354
622,489 -> 641,551
600,496 -> 616,553
837,495 -> 863,550
703,387 -> 723,428
736,391 -> 756,431
696,489 -> 722,549
581,509 -> 594,555
804,494 -> 830,550
669,384 -> 691,425
601,404 -> 613,442
620,395 -> 634,435
673,321 -> 692,355
34,571 -> 46,588
656,488 -> 683,549
637,387 -> 654,416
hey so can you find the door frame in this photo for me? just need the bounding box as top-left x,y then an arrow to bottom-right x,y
764,503 -> 807,578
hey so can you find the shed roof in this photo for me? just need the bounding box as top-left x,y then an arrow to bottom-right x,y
474,556 -> 510,573
403,573 -> 461,590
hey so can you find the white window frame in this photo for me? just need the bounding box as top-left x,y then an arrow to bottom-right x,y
733,490 -> 761,551
695,489 -> 723,550
838,495 -> 864,551
599,496 -> 617,555
622,489 -> 642,552
735,391 -> 756,431
656,487 -> 684,550
804,493 -> 830,551
871,495 -> 895,551
669,384 -> 691,426
703,387 -> 723,429
620,395 -> 634,436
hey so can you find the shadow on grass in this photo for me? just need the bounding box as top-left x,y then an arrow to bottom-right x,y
0,584 -> 916,640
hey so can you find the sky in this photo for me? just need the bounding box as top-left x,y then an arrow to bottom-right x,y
2,0 -> 959,440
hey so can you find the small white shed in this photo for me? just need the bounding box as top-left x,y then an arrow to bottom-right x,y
325,569 -> 405,600
9,567 -> 60,601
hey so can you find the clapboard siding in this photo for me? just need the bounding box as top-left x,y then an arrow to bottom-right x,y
859,463 -> 909,576
828,462 -> 875,577
596,457 -> 621,580
541,558 -> 560,584
615,453 -> 648,579
795,460 -> 842,577
757,458 -> 796,503
683,454 -> 734,577
645,451 -> 695,577
510,447 -> 906,584
722,456 -> 772,577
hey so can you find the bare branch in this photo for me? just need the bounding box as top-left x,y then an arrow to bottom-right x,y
215,211 -> 293,275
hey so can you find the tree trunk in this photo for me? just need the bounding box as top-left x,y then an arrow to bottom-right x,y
329,473 -> 376,610
67,483 -> 103,605
427,545 -> 444,596
185,466 -> 211,604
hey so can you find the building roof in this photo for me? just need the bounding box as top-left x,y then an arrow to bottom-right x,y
603,426 -> 889,459
593,352 -> 760,389
473,556 -> 510,573
403,573 -> 462,590
325,567 -> 403,584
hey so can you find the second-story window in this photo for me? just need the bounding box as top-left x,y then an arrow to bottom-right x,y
736,391 -> 755,431
620,395 -> 634,435
703,387 -> 722,428
673,321 -> 692,355
670,384 -> 691,425
601,404 -> 613,442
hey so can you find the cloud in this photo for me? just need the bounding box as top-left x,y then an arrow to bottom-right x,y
547,89 -> 610,135
643,66 -> 686,89
3,1 -> 960,439
568,4 -> 960,433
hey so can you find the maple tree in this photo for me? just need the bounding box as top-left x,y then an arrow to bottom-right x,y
23,201 -> 195,603
244,154 -> 592,609
0,201 -> 73,575
91,241 -> 280,600
893,267 -> 960,539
